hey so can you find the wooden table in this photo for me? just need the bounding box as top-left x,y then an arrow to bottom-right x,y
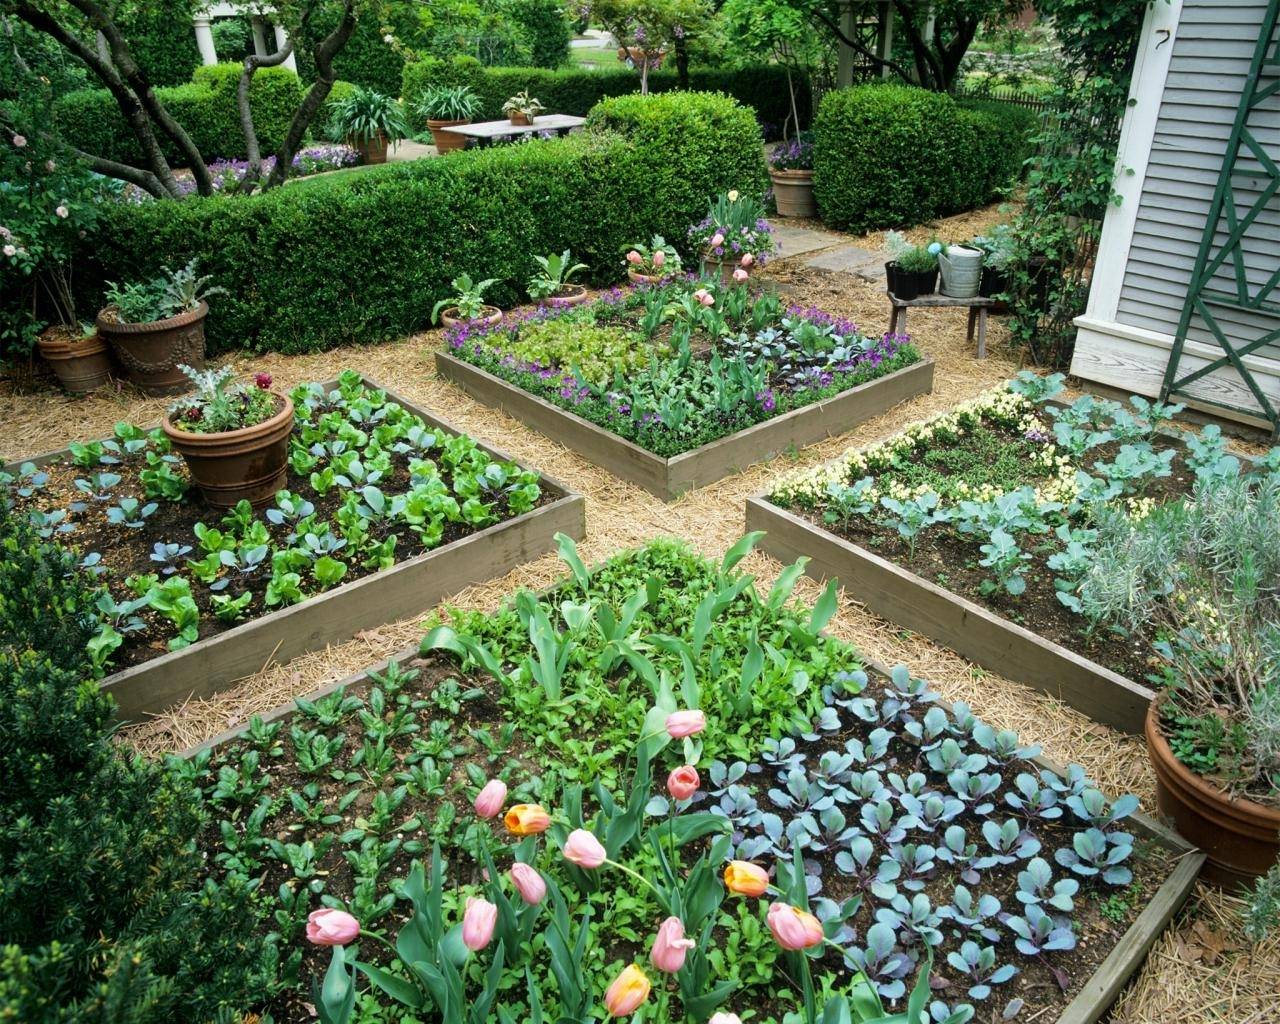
451,114 -> 587,148
887,292 -> 995,359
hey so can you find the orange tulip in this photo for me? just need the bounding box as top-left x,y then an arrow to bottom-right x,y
504,803 -> 551,835
604,963 -> 651,1017
723,860 -> 769,897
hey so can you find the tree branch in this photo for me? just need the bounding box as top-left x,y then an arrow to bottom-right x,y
71,145 -> 169,199
894,1 -> 946,90
67,0 -> 215,196
236,38 -> 297,195
11,1 -> 185,198
264,2 -> 357,191
809,5 -> 913,83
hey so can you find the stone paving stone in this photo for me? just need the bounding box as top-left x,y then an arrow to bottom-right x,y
771,224 -> 849,259
804,244 -> 885,276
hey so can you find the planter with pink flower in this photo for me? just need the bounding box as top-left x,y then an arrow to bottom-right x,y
624,234 -> 683,285
689,190 -> 776,287
435,273 -> 932,500
179,535 -> 1201,1024
769,135 -> 816,218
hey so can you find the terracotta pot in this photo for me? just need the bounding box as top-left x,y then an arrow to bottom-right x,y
440,305 -> 502,330
508,112 -> 531,126
770,168 -> 816,218
163,392 -> 294,509
355,132 -> 389,164
37,325 -> 113,395
1145,699 -> 1280,889
700,252 -> 746,288
98,301 -> 207,396
627,268 -> 666,286
618,46 -> 666,68
427,118 -> 471,153
546,284 -> 589,308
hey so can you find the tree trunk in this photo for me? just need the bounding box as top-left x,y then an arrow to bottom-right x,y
675,35 -> 689,90
236,39 -> 297,194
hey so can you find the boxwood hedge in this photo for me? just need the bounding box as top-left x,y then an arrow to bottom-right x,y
402,57 -> 810,138
76,91 -> 767,355
813,84 -> 1038,232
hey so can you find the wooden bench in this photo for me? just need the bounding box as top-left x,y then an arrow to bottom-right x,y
887,292 -> 995,359
450,114 -> 587,148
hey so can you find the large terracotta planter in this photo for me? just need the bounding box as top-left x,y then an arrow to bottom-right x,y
546,284 -> 589,308
700,252 -> 745,288
37,325 -> 113,395
163,392 -> 294,509
355,133 -> 389,164
770,168 -> 816,218
1145,699 -> 1280,889
427,118 -> 470,154
98,301 -> 207,396
440,306 -> 502,331
627,269 -> 666,287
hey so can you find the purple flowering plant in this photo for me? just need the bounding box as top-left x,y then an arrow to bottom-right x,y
687,190 -> 776,264
769,136 -> 814,173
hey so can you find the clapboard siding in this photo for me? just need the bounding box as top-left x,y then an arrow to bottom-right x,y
1113,0 -> 1280,402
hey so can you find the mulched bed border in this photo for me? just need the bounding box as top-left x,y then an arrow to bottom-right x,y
4,376 -> 585,723
435,350 -> 935,502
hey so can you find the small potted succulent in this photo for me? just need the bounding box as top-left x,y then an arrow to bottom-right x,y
97,260 -> 225,396
432,274 -> 501,329
688,190 -> 775,287
328,86 -> 409,164
883,231 -> 940,300
528,250 -> 590,307
163,365 -> 293,509
502,90 -> 544,126
623,235 -> 682,285
417,85 -> 480,154
768,134 -> 815,218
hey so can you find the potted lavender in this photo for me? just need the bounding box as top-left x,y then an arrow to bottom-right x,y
769,134 -> 815,218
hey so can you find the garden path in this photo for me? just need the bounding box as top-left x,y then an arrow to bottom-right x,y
1,201 -> 1274,1021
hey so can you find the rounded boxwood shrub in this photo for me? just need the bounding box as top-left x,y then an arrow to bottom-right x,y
813,83 -> 1036,232
76,91 -> 766,356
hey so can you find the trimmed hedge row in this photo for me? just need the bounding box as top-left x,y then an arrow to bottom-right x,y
77,91 -> 767,355
813,84 -> 1038,232
401,58 -> 811,136
54,64 -> 303,165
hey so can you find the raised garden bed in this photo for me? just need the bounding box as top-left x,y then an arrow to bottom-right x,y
750,375 -> 1273,736
435,279 -> 933,501
2,373 -> 584,721
182,539 -> 1200,1024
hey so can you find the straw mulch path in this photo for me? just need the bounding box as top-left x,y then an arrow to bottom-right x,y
2,202 -> 1275,1021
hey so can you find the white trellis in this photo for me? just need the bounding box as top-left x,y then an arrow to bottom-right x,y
192,2 -> 298,72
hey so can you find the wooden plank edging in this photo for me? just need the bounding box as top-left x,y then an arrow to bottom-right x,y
434,349 -> 935,501
746,496 -> 1155,735
5,376 -> 586,723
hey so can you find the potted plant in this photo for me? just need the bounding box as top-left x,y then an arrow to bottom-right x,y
163,365 -> 293,509
502,91 -> 544,126
768,134 -> 815,218
528,250 -> 590,306
37,321 -> 113,395
623,235 -> 682,285
417,85 -> 480,154
973,224 -> 1016,302
432,274 -> 501,329
97,260 -> 225,396
883,231 -> 940,300
328,87 -> 409,164
687,190 -> 775,287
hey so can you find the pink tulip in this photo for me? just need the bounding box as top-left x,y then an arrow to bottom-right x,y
509,862 -> 547,904
710,1015 -> 743,1024
651,915 -> 697,973
740,253 -> 755,267
474,778 -> 507,819
667,765 -> 700,801
306,908 -> 360,946
626,249 -> 643,264
733,267 -> 749,283
710,232 -> 725,247
652,249 -> 665,267
462,896 -> 497,950
665,709 -> 706,738
766,901 -> 824,950
562,828 -> 607,868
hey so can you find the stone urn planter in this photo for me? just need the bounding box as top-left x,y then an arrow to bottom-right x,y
440,306 -> 502,331
97,301 -> 207,396
37,325 -> 113,395
1145,699 -> 1280,889
427,118 -> 471,153
770,169 -> 816,218
163,392 -> 294,509
546,284 -> 589,308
